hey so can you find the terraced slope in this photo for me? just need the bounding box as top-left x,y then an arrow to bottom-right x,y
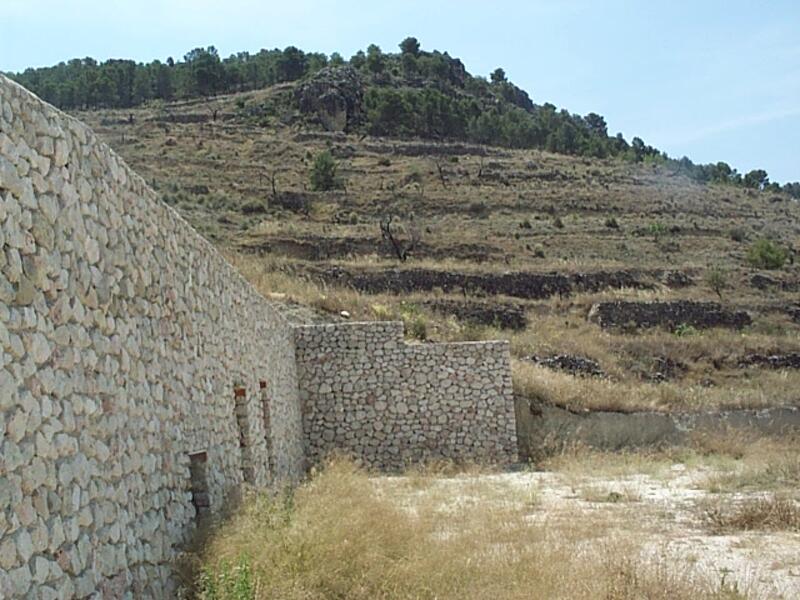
73,85 -> 800,412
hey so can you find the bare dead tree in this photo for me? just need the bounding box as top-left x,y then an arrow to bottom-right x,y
434,159 -> 448,189
204,98 -> 220,122
380,214 -> 421,262
259,171 -> 277,198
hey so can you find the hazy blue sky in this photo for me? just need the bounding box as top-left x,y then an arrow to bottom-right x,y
3,0 -> 798,182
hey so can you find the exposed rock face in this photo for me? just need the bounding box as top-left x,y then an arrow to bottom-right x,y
643,356 -> 689,382
739,353 -> 800,369
295,322 -> 518,471
524,355 -> 605,378
588,301 -> 752,331
444,56 -> 467,88
500,83 -> 534,111
751,273 -> 799,292
295,66 -> 364,132
789,304 -> 800,324
422,299 -> 527,330
312,266 -> 654,300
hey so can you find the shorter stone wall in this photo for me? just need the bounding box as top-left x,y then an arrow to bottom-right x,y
294,322 -> 517,470
588,300 -> 751,330
516,399 -> 800,459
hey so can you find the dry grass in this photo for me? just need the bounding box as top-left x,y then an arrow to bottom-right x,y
231,249 -> 800,413
511,359 -> 800,412
578,484 -> 641,504
703,434 -> 800,493
700,495 -> 800,533
185,459 -> 745,600
80,92 -> 800,414
536,429 -> 800,480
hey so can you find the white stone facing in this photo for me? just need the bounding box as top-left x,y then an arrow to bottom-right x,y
0,75 -> 305,597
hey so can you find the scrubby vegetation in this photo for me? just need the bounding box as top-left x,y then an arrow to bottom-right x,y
746,239 -> 789,270
309,150 -> 341,191
182,459 -> 748,600
9,39 -> 800,196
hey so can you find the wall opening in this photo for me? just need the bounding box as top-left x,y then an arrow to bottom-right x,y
188,451 -> 210,521
234,386 -> 256,483
260,379 -> 274,477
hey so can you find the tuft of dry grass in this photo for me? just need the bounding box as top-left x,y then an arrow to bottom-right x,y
535,429 -> 800,482
512,357 -> 800,413
703,435 -> 800,493
578,484 -> 641,504
186,459 -> 746,600
700,495 -> 800,534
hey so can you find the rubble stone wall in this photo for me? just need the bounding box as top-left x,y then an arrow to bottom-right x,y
294,322 -> 518,470
0,75 -> 305,598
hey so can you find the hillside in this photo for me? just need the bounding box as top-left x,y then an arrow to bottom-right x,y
64,59 -> 800,415
11,41 -> 800,195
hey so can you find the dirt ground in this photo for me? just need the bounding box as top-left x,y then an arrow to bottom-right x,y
378,465 -> 800,599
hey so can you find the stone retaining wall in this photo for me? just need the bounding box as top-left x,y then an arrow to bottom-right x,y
0,75 -> 305,598
588,300 -> 751,331
295,322 -> 518,470
516,399 -> 800,458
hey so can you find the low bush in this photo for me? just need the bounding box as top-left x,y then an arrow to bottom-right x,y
701,495 -> 800,533
746,239 -> 787,270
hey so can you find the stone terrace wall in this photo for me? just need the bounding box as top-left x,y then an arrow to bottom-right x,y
295,322 -> 517,470
0,76 -> 304,598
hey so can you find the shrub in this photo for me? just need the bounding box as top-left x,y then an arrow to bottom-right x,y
604,216 -> 619,229
674,323 -> 699,337
701,495 -> 800,533
240,200 -> 267,214
399,304 -> 428,341
467,200 -> 488,215
552,216 -> 564,229
406,315 -> 428,341
747,239 -> 787,270
310,150 -> 340,191
704,267 -> 728,300
648,221 -> 667,241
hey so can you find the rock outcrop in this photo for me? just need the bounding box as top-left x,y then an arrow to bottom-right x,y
524,355 -> 606,378
739,353 -> 800,369
422,299 -> 527,330
588,301 -> 752,331
295,66 -> 364,132
312,266 -> 655,300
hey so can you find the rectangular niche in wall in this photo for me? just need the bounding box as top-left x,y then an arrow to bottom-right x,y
188,451 -> 210,521
234,386 -> 256,484
260,380 -> 274,478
